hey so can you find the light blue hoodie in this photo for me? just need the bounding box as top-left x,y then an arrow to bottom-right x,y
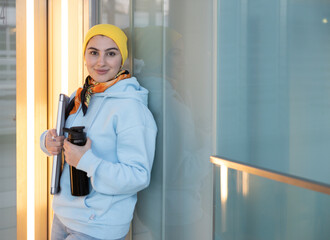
41,77 -> 157,239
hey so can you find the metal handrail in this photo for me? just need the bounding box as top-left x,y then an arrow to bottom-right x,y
211,156 -> 330,195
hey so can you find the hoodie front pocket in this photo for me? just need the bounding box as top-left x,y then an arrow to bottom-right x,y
84,191 -> 114,218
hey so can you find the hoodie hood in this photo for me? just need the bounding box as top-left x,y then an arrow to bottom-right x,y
95,77 -> 149,106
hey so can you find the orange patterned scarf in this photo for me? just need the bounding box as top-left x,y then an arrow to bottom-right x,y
66,70 -> 131,117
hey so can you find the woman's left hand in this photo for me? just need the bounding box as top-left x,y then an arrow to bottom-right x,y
63,137 -> 92,167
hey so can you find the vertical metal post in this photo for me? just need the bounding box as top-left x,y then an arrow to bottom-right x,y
129,0 -> 134,74
89,0 -> 99,27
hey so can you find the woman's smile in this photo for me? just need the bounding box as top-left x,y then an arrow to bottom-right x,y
95,69 -> 109,75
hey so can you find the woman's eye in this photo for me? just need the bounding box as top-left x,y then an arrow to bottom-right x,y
90,51 -> 98,55
107,52 -> 116,56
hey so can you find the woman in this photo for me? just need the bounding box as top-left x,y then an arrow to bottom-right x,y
40,24 -> 157,240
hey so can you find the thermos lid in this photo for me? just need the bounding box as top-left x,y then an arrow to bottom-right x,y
63,126 -> 85,139
69,126 -> 85,132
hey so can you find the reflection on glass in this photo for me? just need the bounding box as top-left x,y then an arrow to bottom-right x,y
220,166 -> 228,232
242,172 -> 249,197
94,0 -> 130,28
0,0 -> 16,238
97,0 -> 214,239
214,167 -> 330,240
131,0 -> 214,239
217,0 -> 330,185
220,166 -> 228,203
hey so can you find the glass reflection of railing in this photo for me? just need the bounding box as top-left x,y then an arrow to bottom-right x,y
0,81 -> 15,135
212,156 -> 330,240
0,48 -> 16,135
210,156 -> 330,195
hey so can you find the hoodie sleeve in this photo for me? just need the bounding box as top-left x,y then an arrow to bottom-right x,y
40,130 -> 52,156
77,123 -> 157,195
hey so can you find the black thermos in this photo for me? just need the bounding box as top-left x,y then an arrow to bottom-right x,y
64,126 -> 90,196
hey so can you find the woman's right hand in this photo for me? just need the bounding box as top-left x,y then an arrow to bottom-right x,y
45,129 -> 65,155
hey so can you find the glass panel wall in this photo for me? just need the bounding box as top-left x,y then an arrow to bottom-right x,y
0,0 -> 16,238
89,0 -> 130,30
214,166 -> 330,240
217,0 -> 330,184
216,0 -> 330,239
93,0 -> 215,239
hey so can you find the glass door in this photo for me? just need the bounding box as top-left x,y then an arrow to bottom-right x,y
91,0 -> 216,239
0,0 -> 16,238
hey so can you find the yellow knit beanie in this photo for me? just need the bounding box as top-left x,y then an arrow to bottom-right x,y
83,24 -> 128,65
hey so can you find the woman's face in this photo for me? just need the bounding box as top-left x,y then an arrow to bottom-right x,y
84,35 -> 122,83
